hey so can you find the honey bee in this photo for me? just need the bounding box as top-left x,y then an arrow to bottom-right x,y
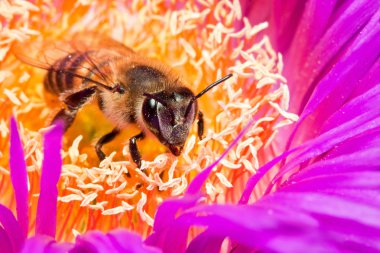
14,35 -> 232,167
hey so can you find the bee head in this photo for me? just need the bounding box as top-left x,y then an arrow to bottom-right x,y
142,87 -> 197,155
141,74 -> 233,156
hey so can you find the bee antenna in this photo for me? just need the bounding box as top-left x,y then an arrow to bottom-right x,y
185,74 -> 233,117
195,74 -> 233,99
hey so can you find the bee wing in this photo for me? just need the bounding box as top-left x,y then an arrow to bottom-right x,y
69,32 -> 135,56
13,38 -> 70,70
13,33 -> 134,70
13,33 -> 135,89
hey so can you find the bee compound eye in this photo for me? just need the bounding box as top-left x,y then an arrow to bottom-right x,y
142,98 -> 160,133
149,98 -> 156,108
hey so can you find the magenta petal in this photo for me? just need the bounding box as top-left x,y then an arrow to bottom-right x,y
108,230 -> 161,253
239,0 -> 272,29
178,204 -> 337,253
290,8 -> 380,146
9,117 -> 29,237
284,172 -> 380,195
285,0 -> 380,114
293,128 -> 380,179
270,0 -> 307,52
71,230 -> 161,253
269,109 -> 380,192
241,86 -> 380,202
21,235 -> 72,253
148,202 -> 197,253
145,194 -> 200,251
70,231 -> 114,252
295,147 -> 380,180
0,204 -> 24,253
350,57 -> 380,98
185,194 -> 380,252
186,231 -> 223,253
303,8 -> 380,117
36,123 -> 63,237
152,218 -> 190,253
320,84 -> 380,133
0,227 -> 13,253
259,193 -> 380,245
239,148 -> 299,204
284,0 -> 337,87
150,194 -> 200,232
45,242 -> 73,253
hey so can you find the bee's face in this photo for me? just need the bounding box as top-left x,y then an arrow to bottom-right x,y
142,87 -> 197,155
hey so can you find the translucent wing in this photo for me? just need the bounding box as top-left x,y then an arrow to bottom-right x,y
13,33 -> 134,69
12,33 -> 135,89
13,38 -> 71,70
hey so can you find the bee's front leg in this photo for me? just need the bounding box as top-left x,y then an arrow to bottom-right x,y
95,128 -> 120,160
197,111 -> 204,140
129,132 -> 145,168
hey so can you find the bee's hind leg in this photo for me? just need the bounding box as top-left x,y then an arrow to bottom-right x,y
95,128 -> 120,160
52,109 -> 77,131
52,86 -> 97,131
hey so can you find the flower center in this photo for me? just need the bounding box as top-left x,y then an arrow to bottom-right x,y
0,0 -> 298,241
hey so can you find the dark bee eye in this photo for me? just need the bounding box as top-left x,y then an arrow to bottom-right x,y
173,92 -> 183,101
142,98 -> 160,133
149,98 -> 155,107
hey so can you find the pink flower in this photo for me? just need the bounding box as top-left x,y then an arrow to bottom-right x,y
1,1 -> 380,252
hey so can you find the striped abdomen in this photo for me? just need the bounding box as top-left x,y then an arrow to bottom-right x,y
44,50 -> 112,95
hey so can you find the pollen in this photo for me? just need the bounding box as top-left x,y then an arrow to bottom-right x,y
0,0 -> 298,242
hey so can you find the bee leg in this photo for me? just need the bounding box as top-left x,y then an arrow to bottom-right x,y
129,132 -> 145,168
197,111 -> 204,140
95,128 -> 120,160
64,86 -> 97,111
52,109 -> 77,131
52,86 -> 97,131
